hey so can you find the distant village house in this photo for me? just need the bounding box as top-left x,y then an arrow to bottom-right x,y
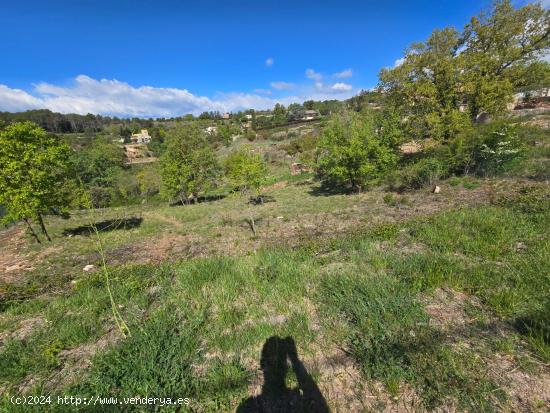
302,110 -> 319,121
131,129 -> 152,144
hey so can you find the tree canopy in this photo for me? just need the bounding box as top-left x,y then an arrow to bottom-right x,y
316,112 -> 398,192
379,0 -> 550,141
0,122 -> 71,241
224,148 -> 268,197
160,124 -> 220,204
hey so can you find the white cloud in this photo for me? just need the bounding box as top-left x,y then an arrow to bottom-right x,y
305,68 -> 323,81
265,57 -> 274,67
0,85 -> 43,112
270,81 -> 295,90
334,68 -> 353,78
0,75 -> 358,117
394,57 -> 405,67
542,0 -> 550,9
331,82 -> 353,92
314,81 -> 354,94
253,88 -> 272,95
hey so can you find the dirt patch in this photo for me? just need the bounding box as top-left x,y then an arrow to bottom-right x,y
143,211 -> 185,230
107,233 -> 209,266
425,288 -> 550,412
0,225 -> 34,289
0,317 -> 47,348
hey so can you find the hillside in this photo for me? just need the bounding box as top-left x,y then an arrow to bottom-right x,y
1,113 -> 549,410
1,1 -> 550,410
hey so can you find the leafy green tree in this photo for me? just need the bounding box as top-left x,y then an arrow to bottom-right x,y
71,136 -> 125,187
136,164 -> 161,197
0,122 -> 71,242
273,103 -> 287,126
379,0 -> 549,140
224,148 -> 267,198
461,0 -> 550,118
224,148 -> 268,235
160,124 -> 220,205
316,112 -> 398,192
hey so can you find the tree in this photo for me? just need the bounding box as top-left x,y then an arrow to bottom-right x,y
316,112 -> 398,192
224,148 -> 267,198
0,122 -> 71,242
379,0 -> 550,140
160,124 -> 220,205
224,148 -> 268,235
273,103 -> 287,126
461,0 -> 550,118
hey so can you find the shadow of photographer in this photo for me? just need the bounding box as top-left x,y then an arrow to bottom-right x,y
237,336 -> 330,413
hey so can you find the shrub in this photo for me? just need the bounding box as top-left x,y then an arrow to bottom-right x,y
475,125 -> 523,175
389,157 -> 449,190
281,134 -> 319,155
450,123 -> 524,177
317,112 -> 398,192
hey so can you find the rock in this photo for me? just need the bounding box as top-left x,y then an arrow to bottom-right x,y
515,242 -> 527,252
432,185 -> 441,194
83,264 -> 95,272
147,285 -> 162,295
290,162 -> 310,175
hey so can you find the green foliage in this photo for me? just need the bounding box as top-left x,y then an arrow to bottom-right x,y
224,148 -> 268,196
281,134 -> 319,155
389,157 -> 450,190
316,112 -> 398,191
216,123 -> 240,145
450,123 -> 524,176
0,122 -> 71,237
161,124 -> 220,204
379,0 -> 550,140
70,136 -> 126,187
136,164 -> 161,196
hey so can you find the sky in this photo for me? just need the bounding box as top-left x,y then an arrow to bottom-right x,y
0,0 -> 542,117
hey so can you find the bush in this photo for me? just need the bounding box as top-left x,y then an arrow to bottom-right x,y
317,112 -> 398,192
389,157 -> 449,190
281,134 -> 318,155
450,123 -> 524,177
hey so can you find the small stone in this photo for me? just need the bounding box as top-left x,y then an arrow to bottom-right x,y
83,264 -> 95,272
5,264 -> 21,272
432,185 -> 441,194
515,242 -> 527,252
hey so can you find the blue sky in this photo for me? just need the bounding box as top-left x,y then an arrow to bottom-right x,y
0,0 -> 539,117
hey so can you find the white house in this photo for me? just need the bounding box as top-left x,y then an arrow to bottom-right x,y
131,129 -> 152,144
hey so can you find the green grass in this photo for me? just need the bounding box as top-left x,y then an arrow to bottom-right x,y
1,183 -> 549,411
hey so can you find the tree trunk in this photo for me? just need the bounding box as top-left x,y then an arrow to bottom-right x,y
23,217 -> 41,244
249,216 -> 257,236
37,212 -> 51,242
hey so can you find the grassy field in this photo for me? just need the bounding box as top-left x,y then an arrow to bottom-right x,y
0,117 -> 549,412
0,177 -> 548,411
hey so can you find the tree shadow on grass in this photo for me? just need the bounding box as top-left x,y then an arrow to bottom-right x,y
237,336 -> 330,413
169,194 -> 226,207
308,183 -> 357,197
62,217 -> 143,236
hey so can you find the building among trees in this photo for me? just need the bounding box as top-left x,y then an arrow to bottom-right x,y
131,129 -> 152,144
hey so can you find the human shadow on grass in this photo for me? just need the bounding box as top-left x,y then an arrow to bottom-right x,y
62,217 -> 143,236
237,336 -> 330,413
